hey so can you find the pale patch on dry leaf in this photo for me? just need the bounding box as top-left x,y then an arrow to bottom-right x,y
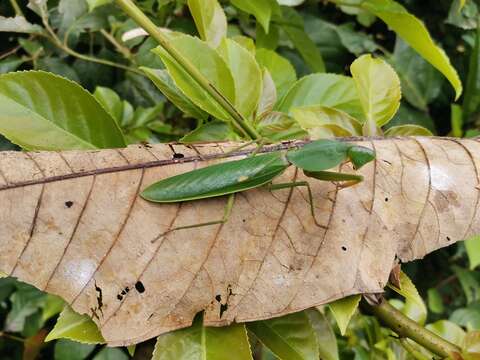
0,137 -> 478,346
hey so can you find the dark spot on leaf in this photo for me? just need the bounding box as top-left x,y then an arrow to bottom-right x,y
215,295 -> 222,302
117,294 -> 123,301
173,153 -> 184,159
242,219 -> 246,223
65,201 -> 74,208
135,281 -> 145,293
220,303 -> 228,318
342,246 -> 347,252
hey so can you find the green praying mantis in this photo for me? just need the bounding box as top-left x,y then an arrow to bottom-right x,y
141,140 -> 375,241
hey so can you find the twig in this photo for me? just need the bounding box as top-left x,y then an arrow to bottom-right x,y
8,0 -> 24,17
38,11 -> 143,76
114,0 -> 261,141
365,297 -> 462,358
100,29 -> 137,65
0,332 -> 25,343
0,45 -> 21,60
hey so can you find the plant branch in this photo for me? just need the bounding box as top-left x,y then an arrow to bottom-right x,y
365,297 -> 461,358
100,29 -> 138,65
113,0 -> 261,141
8,0 -> 24,17
38,13 -> 143,76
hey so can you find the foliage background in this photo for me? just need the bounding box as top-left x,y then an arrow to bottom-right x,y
0,0 -> 480,359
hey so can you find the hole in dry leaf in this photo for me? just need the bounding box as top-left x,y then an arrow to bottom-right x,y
220,303 -> 228,318
215,295 -> 222,302
117,294 -> 123,301
173,153 -> 185,159
65,201 -> 74,208
447,236 -> 451,241
384,197 -> 389,202
135,281 -> 145,293
342,246 -> 347,252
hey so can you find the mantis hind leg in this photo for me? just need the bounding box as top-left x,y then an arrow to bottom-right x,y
151,194 -> 235,243
268,181 -> 327,230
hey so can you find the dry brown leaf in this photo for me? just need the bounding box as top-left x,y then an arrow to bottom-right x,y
0,137 -> 478,346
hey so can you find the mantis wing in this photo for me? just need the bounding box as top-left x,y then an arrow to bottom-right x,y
141,152 -> 289,202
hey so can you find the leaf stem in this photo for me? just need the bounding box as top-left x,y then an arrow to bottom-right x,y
8,0 -> 24,17
113,0 -> 261,141
365,297 -> 461,358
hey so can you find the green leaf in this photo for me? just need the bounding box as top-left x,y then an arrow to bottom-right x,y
5,284 -> 46,333
256,49 -> 297,100
86,0 -> 113,12
384,125 -> 433,137
451,303 -> 480,331
181,121 -> 241,143
94,86 -> 124,123
45,305 -> 105,344
230,0 -> 277,33
306,309 -> 339,360
152,34 -> 236,121
465,235 -> 480,270
452,265 -> 480,304
218,38 -> 263,119
328,295 -> 361,336
142,67 -> 208,120
388,271 -> 427,325
0,16 -> 44,34
426,320 -> 466,348
360,0 -> 463,99
387,103 -> 436,133
292,105 -> 362,138
54,339 -> 95,360
152,316 -> 252,360
0,55 -> 26,74
232,36 -> 256,54
0,71 -> 125,151
188,0 -> 227,47
41,295 -> 65,322
446,0 -> 478,30
255,112 -> 307,141
334,23 -> 379,56
350,54 -> 401,129
257,69 -> 278,118
389,38 -> 443,111
256,22 -> 279,50
427,288 -> 444,315
127,345 -> 136,357
248,312 -> 319,360
92,347 -> 129,360
277,74 -> 364,121
464,332 -> 480,356
280,7 -> 326,73
463,21 -> 480,120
